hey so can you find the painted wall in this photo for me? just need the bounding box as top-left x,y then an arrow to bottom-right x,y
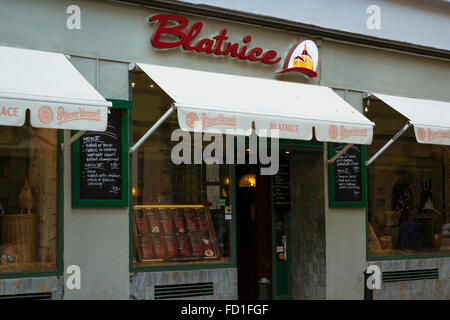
0,0 -> 448,100
320,41 -> 450,101
323,91 -> 367,300
61,57 -> 130,300
177,0 -> 450,51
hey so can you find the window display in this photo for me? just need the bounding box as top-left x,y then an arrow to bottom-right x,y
131,73 -> 232,266
0,126 -> 58,272
366,100 -> 450,258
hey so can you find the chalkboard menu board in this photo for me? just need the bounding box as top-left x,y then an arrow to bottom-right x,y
72,101 -> 130,207
328,143 -> 366,207
80,109 -> 122,200
273,157 -> 291,210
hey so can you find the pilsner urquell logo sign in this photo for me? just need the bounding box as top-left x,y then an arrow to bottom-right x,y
148,13 -> 281,65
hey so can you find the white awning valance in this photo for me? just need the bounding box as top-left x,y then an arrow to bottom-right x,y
373,93 -> 450,146
0,45 -> 111,132
135,63 -> 374,145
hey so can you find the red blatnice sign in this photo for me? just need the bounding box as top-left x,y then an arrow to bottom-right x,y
149,14 -> 281,65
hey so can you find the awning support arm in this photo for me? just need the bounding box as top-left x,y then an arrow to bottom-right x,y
129,105 -> 176,154
328,143 -> 353,164
61,130 -> 86,151
366,121 -> 411,166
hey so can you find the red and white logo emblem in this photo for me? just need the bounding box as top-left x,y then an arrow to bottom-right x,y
185,112 -> 199,129
328,125 -> 338,139
37,105 -> 54,124
277,40 -> 318,78
417,128 -> 426,141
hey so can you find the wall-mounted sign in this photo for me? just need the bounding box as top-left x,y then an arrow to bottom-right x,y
72,100 -> 131,207
328,143 -> 366,208
273,157 -> 291,210
149,13 -> 281,65
277,40 -> 318,78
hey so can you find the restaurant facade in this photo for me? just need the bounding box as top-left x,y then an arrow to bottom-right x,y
0,0 -> 449,300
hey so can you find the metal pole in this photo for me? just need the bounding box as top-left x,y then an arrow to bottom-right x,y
366,121 -> 411,166
258,278 -> 271,300
129,105 -> 175,153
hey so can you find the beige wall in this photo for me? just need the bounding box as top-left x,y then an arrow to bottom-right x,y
323,91 -> 367,300
63,57 -> 130,299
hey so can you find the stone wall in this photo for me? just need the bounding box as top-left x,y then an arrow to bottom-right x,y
290,152 -> 326,299
0,276 -> 64,299
370,258 -> 450,300
130,268 -> 237,300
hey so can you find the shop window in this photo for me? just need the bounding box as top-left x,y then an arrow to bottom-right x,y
0,125 -> 58,272
131,74 -> 232,267
367,100 -> 450,258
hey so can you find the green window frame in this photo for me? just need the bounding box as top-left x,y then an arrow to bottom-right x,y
0,131 -> 64,279
365,148 -> 450,262
127,93 -> 237,272
71,99 -> 131,208
363,100 -> 450,261
129,164 -> 237,273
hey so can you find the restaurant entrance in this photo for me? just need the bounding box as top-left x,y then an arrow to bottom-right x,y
236,163 -> 272,300
235,147 -> 294,300
235,144 -> 324,300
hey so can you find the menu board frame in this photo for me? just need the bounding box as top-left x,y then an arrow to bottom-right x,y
132,205 -> 221,263
328,142 -> 367,208
71,99 -> 131,207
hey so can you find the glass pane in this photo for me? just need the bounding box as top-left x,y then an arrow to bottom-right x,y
0,126 -> 58,272
367,100 -> 450,258
131,73 -> 232,266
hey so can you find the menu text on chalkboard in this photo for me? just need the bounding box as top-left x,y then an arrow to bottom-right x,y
329,143 -> 366,207
273,157 -> 291,210
79,109 -> 122,200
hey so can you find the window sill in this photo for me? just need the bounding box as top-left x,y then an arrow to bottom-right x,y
131,260 -> 235,273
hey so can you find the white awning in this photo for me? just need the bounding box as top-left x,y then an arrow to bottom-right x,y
0,45 -> 111,132
374,93 -> 450,146
136,63 -> 374,145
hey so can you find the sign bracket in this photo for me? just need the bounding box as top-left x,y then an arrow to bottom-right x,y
366,121 -> 411,166
61,130 -> 86,151
328,143 -> 353,164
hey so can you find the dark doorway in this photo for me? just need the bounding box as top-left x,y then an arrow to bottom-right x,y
236,164 -> 272,300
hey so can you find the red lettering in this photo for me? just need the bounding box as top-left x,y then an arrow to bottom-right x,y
224,42 -> 240,57
183,21 -> 202,50
213,29 -> 229,55
261,50 -> 281,65
195,38 -> 215,54
248,47 -> 264,62
0,107 -> 18,117
149,13 -> 281,66
149,14 -> 188,49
